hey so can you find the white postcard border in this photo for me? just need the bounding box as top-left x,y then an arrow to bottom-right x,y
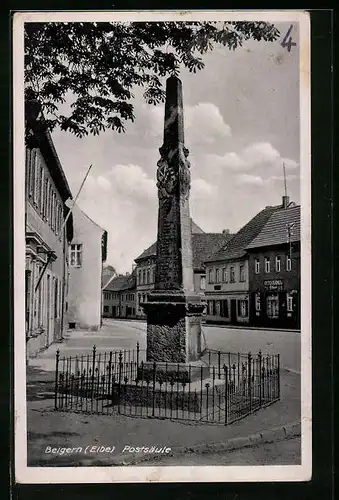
13,9 -> 312,484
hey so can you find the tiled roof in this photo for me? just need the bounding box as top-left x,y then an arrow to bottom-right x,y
104,271 -> 136,291
134,218 -> 204,262
205,205 -> 282,263
135,242 -> 157,262
246,205 -> 300,249
192,233 -> 233,270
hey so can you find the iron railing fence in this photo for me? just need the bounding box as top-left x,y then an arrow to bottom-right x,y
54,344 -> 280,425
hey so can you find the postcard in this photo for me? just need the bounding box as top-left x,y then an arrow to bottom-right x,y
13,10 -> 311,483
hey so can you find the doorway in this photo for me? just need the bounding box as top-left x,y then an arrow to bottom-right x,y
230,299 -> 237,324
46,274 -> 51,347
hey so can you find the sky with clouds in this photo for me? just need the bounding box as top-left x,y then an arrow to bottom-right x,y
51,22 -> 300,274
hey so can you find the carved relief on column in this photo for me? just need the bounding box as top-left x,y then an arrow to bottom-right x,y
178,146 -> 191,200
156,147 -> 178,199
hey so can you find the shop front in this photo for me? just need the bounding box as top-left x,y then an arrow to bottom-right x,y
250,279 -> 300,329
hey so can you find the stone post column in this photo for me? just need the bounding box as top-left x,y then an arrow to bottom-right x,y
142,76 -> 204,364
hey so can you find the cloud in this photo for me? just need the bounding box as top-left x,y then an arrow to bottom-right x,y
185,102 -> 231,144
206,142 -> 299,174
109,164 -> 156,200
97,175 -> 112,191
148,102 -> 231,145
236,174 -> 268,186
191,178 -> 216,197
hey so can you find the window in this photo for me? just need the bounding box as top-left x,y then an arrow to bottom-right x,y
44,178 -> 48,219
230,266 -> 235,283
59,204 -> 63,233
146,269 -> 150,284
48,185 -> 53,223
30,149 -> 37,198
266,294 -> 279,318
208,300 -> 214,316
239,265 -> 245,282
237,299 -> 248,317
69,244 -> 82,267
287,293 -> 293,312
275,256 -> 281,272
255,258 -> 260,274
222,267 -> 227,282
264,257 -> 270,273
55,205 -> 59,233
208,269 -> 214,284
54,279 -> 58,319
26,148 -> 31,195
138,270 -> 141,285
200,276 -> 206,290
142,269 -> 146,284
286,255 -> 292,271
52,192 -> 56,230
216,268 -> 221,283
103,306 -> 109,313
39,166 -> 44,214
215,300 -> 221,316
255,292 -> 261,311
33,150 -> 39,204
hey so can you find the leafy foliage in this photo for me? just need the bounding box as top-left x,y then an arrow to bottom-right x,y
25,21 -> 279,138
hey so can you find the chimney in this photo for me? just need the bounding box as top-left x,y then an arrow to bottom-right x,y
282,195 -> 290,208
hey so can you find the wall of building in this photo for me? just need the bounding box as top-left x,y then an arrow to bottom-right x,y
67,204 -> 104,330
205,259 -> 249,324
25,146 -> 68,357
135,259 -> 156,318
248,244 -> 300,329
102,290 -> 136,318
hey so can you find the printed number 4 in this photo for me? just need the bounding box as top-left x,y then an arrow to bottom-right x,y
281,24 -> 297,52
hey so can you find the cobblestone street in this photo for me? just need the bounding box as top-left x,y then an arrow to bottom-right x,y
30,318 -> 301,374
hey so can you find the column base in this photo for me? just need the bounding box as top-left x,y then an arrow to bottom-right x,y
142,291 -> 205,363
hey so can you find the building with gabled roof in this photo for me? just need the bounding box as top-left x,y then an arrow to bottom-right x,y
25,108 -> 74,358
204,196 -> 292,326
102,270 -> 137,319
246,203 -> 301,329
134,219 -> 233,318
66,201 -> 107,331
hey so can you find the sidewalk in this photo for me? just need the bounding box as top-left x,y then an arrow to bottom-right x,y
26,364 -> 301,467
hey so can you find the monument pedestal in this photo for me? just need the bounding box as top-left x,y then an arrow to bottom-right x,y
142,291 -> 205,364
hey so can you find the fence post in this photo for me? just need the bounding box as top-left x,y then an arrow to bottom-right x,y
258,350 -> 262,407
224,365 -> 228,425
248,352 -> 252,412
136,342 -> 140,367
218,351 -> 221,379
116,351 -> 122,413
54,349 -> 60,410
107,351 -> 113,398
152,361 -> 156,416
91,345 -> 96,398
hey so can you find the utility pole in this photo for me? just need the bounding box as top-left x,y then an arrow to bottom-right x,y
283,161 -> 288,200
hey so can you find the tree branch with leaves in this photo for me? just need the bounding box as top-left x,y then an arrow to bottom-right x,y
25,21 -> 279,139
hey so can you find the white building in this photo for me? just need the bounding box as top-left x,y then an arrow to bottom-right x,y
66,201 -> 107,331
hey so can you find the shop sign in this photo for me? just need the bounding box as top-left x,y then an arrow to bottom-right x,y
264,279 -> 284,291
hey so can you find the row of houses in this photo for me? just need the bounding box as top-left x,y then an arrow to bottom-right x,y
102,195 -> 300,329
25,106 -> 107,358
